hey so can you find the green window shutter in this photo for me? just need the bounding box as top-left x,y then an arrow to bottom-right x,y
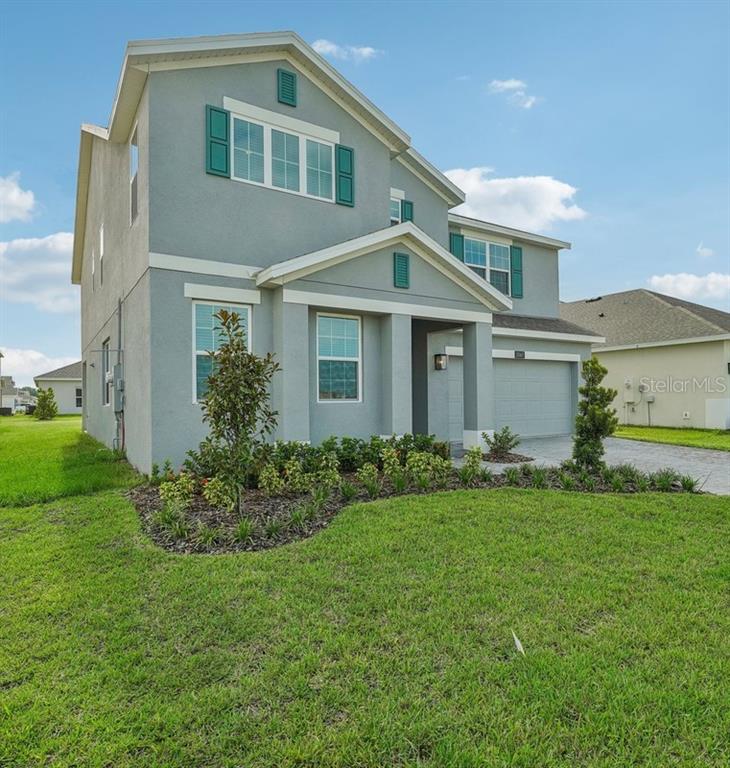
510,245 -> 524,298
449,232 -> 464,261
335,145 -> 355,206
277,68 -> 297,106
206,105 -> 230,177
393,252 -> 410,289
401,199 -> 414,222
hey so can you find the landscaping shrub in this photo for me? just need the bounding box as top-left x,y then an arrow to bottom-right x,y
381,445 -> 407,492
651,468 -> 679,492
283,458 -> 310,494
34,387 -> 58,421
233,518 -> 256,544
202,476 -> 236,511
159,473 -> 196,510
459,446 -> 484,487
483,426 -> 520,459
406,451 -> 451,491
187,309 -> 280,513
356,462 -> 381,498
340,480 -> 358,502
313,451 -> 341,491
573,356 -> 619,470
504,467 -> 520,486
680,474 -> 699,493
258,463 -> 285,497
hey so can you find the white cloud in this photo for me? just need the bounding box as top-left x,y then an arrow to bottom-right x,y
0,172 -> 36,223
445,167 -> 587,231
488,78 -> 527,93
647,272 -> 730,303
488,79 -> 539,109
312,39 -> 382,62
696,241 -> 714,259
0,347 -> 77,388
0,232 -> 78,313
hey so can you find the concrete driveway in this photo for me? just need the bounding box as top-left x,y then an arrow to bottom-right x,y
476,435 -> 730,495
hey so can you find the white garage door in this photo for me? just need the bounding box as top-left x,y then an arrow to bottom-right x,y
446,356 -> 574,441
495,359 -> 573,437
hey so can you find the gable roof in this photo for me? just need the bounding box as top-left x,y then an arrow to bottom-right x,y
494,313 -> 603,341
256,221 -> 512,312
72,32 -> 465,284
448,213 -> 571,250
34,361 -> 83,382
560,289 -> 730,349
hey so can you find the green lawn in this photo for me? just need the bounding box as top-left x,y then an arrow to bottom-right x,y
1,418 -> 729,765
615,424 -> 730,451
0,415 -> 138,506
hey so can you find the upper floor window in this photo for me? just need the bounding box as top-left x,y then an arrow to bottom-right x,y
233,118 -> 264,183
194,302 -> 251,401
230,109 -> 334,202
389,197 -> 401,225
129,127 -> 139,223
464,237 -> 511,295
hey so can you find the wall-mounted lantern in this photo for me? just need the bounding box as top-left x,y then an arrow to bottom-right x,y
434,353 -> 448,371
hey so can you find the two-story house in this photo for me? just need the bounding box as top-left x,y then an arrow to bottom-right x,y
71,32 -> 601,472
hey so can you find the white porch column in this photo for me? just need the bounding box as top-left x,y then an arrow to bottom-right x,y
272,290 -> 310,442
462,320 -> 494,449
381,313 -> 412,436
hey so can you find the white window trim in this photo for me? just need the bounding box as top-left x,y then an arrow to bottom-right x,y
229,110 -> 336,203
389,196 -> 402,224
464,236 -> 511,296
316,311 -> 362,404
192,300 -> 252,404
390,187 -> 405,200
129,123 -> 139,226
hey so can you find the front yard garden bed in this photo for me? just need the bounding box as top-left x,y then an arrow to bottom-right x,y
132,451 -> 701,555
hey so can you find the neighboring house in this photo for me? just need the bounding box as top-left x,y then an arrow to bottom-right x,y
71,31 -> 602,472
34,361 -> 84,415
561,290 -> 730,429
1,375 -> 20,411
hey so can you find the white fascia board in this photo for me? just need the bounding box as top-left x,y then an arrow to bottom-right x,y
396,149 -> 465,207
448,214 -> 571,250
597,333 -> 730,352
183,283 -> 261,304
72,128 -> 102,285
150,252 -> 261,279
223,96 -> 340,144
283,289 -> 491,324
446,346 -> 581,362
34,377 -> 83,383
493,327 -> 603,344
257,222 -> 512,312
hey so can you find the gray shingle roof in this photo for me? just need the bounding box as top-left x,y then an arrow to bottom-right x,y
34,360 -> 82,381
493,313 -> 601,337
560,290 -> 730,348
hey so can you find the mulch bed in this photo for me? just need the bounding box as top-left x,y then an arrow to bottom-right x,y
483,451 -> 534,464
130,467 -> 690,555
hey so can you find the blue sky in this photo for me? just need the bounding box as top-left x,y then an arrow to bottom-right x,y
1,0 -> 728,385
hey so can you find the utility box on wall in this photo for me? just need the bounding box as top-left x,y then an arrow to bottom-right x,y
112,363 -> 124,414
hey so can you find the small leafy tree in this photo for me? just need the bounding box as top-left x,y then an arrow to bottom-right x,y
190,310 -> 281,512
35,387 -> 58,420
483,426 -> 520,460
572,356 -> 618,470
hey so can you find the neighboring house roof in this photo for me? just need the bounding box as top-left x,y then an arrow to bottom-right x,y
34,361 -> 83,382
448,214 -> 571,251
255,221 -> 512,313
72,32 -> 466,284
494,313 -> 603,340
560,289 -> 730,349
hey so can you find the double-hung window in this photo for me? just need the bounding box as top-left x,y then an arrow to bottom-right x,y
489,243 -> 510,295
99,223 -> 104,286
389,197 -> 401,225
271,129 -> 300,192
306,139 -> 333,199
228,101 -> 335,202
463,237 -> 511,295
75,388 -> 83,408
317,314 -> 361,402
463,238 -> 487,279
102,338 -> 111,406
233,118 -> 265,183
194,302 -> 251,401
